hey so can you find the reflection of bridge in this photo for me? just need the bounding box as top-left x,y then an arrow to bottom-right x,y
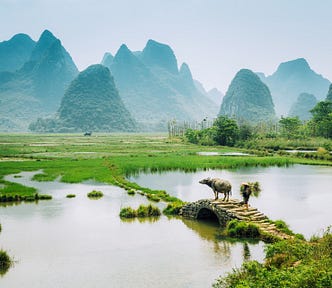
180,199 -> 291,241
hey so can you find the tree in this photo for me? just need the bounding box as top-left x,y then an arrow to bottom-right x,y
212,116 -> 239,146
308,100 -> 332,138
279,116 -> 302,139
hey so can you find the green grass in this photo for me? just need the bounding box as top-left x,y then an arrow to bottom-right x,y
162,202 -> 184,215
0,180 -> 52,202
119,204 -> 161,218
87,190 -> 104,199
119,207 -> 137,218
0,133 -> 331,205
213,229 -> 332,288
225,219 -> 261,239
127,189 -> 135,196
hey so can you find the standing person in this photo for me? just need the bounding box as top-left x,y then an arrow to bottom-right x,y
241,183 -> 252,210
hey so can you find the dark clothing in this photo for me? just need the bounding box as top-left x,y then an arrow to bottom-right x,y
241,186 -> 252,204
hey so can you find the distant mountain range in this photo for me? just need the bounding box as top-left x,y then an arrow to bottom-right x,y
1,30 -> 331,132
101,39 -> 218,130
0,31 -> 218,132
0,30 -> 78,131
259,58 -> 330,116
219,69 -> 276,123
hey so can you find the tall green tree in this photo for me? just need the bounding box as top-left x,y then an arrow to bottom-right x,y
308,100 -> 332,138
279,116 -> 302,139
212,116 -> 239,146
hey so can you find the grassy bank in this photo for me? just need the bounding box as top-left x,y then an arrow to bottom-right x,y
213,229 -> 332,288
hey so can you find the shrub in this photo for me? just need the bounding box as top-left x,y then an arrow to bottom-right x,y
66,194 -> 76,198
87,190 -> 104,198
213,229 -> 332,288
0,250 -> 11,275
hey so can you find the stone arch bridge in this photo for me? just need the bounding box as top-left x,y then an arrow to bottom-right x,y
180,199 -> 291,240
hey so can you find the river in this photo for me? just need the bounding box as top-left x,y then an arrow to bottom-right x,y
0,171 -> 264,288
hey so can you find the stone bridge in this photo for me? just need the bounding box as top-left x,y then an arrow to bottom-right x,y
180,199 -> 291,240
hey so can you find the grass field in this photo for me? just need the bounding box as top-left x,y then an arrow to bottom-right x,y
0,133 -> 331,203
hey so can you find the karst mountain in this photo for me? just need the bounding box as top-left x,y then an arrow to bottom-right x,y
219,69 -> 276,123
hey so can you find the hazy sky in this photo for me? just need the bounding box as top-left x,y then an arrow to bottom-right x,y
1,0 -> 331,92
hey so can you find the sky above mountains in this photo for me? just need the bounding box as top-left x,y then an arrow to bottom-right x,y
1,0 -> 331,92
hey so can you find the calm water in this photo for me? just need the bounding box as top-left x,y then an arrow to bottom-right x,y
129,164 -> 332,238
0,171 -> 264,288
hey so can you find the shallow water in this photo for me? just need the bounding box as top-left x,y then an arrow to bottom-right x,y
129,164 -> 332,238
0,171 -> 264,288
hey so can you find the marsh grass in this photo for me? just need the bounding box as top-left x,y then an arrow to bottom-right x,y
162,202 -> 184,215
213,229 -> 332,288
119,204 -> 161,218
119,207 -> 136,218
127,189 -> 135,196
0,181 -> 52,202
225,220 -> 261,239
87,190 -> 103,199
0,133 -> 331,206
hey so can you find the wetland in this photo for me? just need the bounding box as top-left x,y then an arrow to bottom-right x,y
0,133 -> 331,287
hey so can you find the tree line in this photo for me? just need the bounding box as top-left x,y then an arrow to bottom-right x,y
183,100 -> 332,147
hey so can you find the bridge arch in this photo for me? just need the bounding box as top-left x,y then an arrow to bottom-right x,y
196,207 -> 219,223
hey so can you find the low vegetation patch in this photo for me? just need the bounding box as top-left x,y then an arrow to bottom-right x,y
225,220 -> 261,239
213,229 -> 332,288
119,204 -> 161,218
162,202 -> 184,215
66,194 -> 76,198
0,250 -> 12,275
119,207 -> 137,218
0,192 -> 52,202
127,189 -> 135,196
87,190 -> 104,199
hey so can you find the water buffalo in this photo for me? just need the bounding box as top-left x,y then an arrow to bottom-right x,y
199,177 -> 232,201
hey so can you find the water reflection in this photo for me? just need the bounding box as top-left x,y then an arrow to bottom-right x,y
0,171 -> 265,288
129,165 -> 332,238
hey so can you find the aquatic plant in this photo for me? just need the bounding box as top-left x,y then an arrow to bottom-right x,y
119,207 -> 137,218
0,250 -> 12,275
127,189 -> 135,196
119,204 -> 161,218
87,190 -> 104,198
137,204 -> 161,217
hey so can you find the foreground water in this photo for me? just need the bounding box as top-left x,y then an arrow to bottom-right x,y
0,171 -> 264,288
129,164 -> 332,238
